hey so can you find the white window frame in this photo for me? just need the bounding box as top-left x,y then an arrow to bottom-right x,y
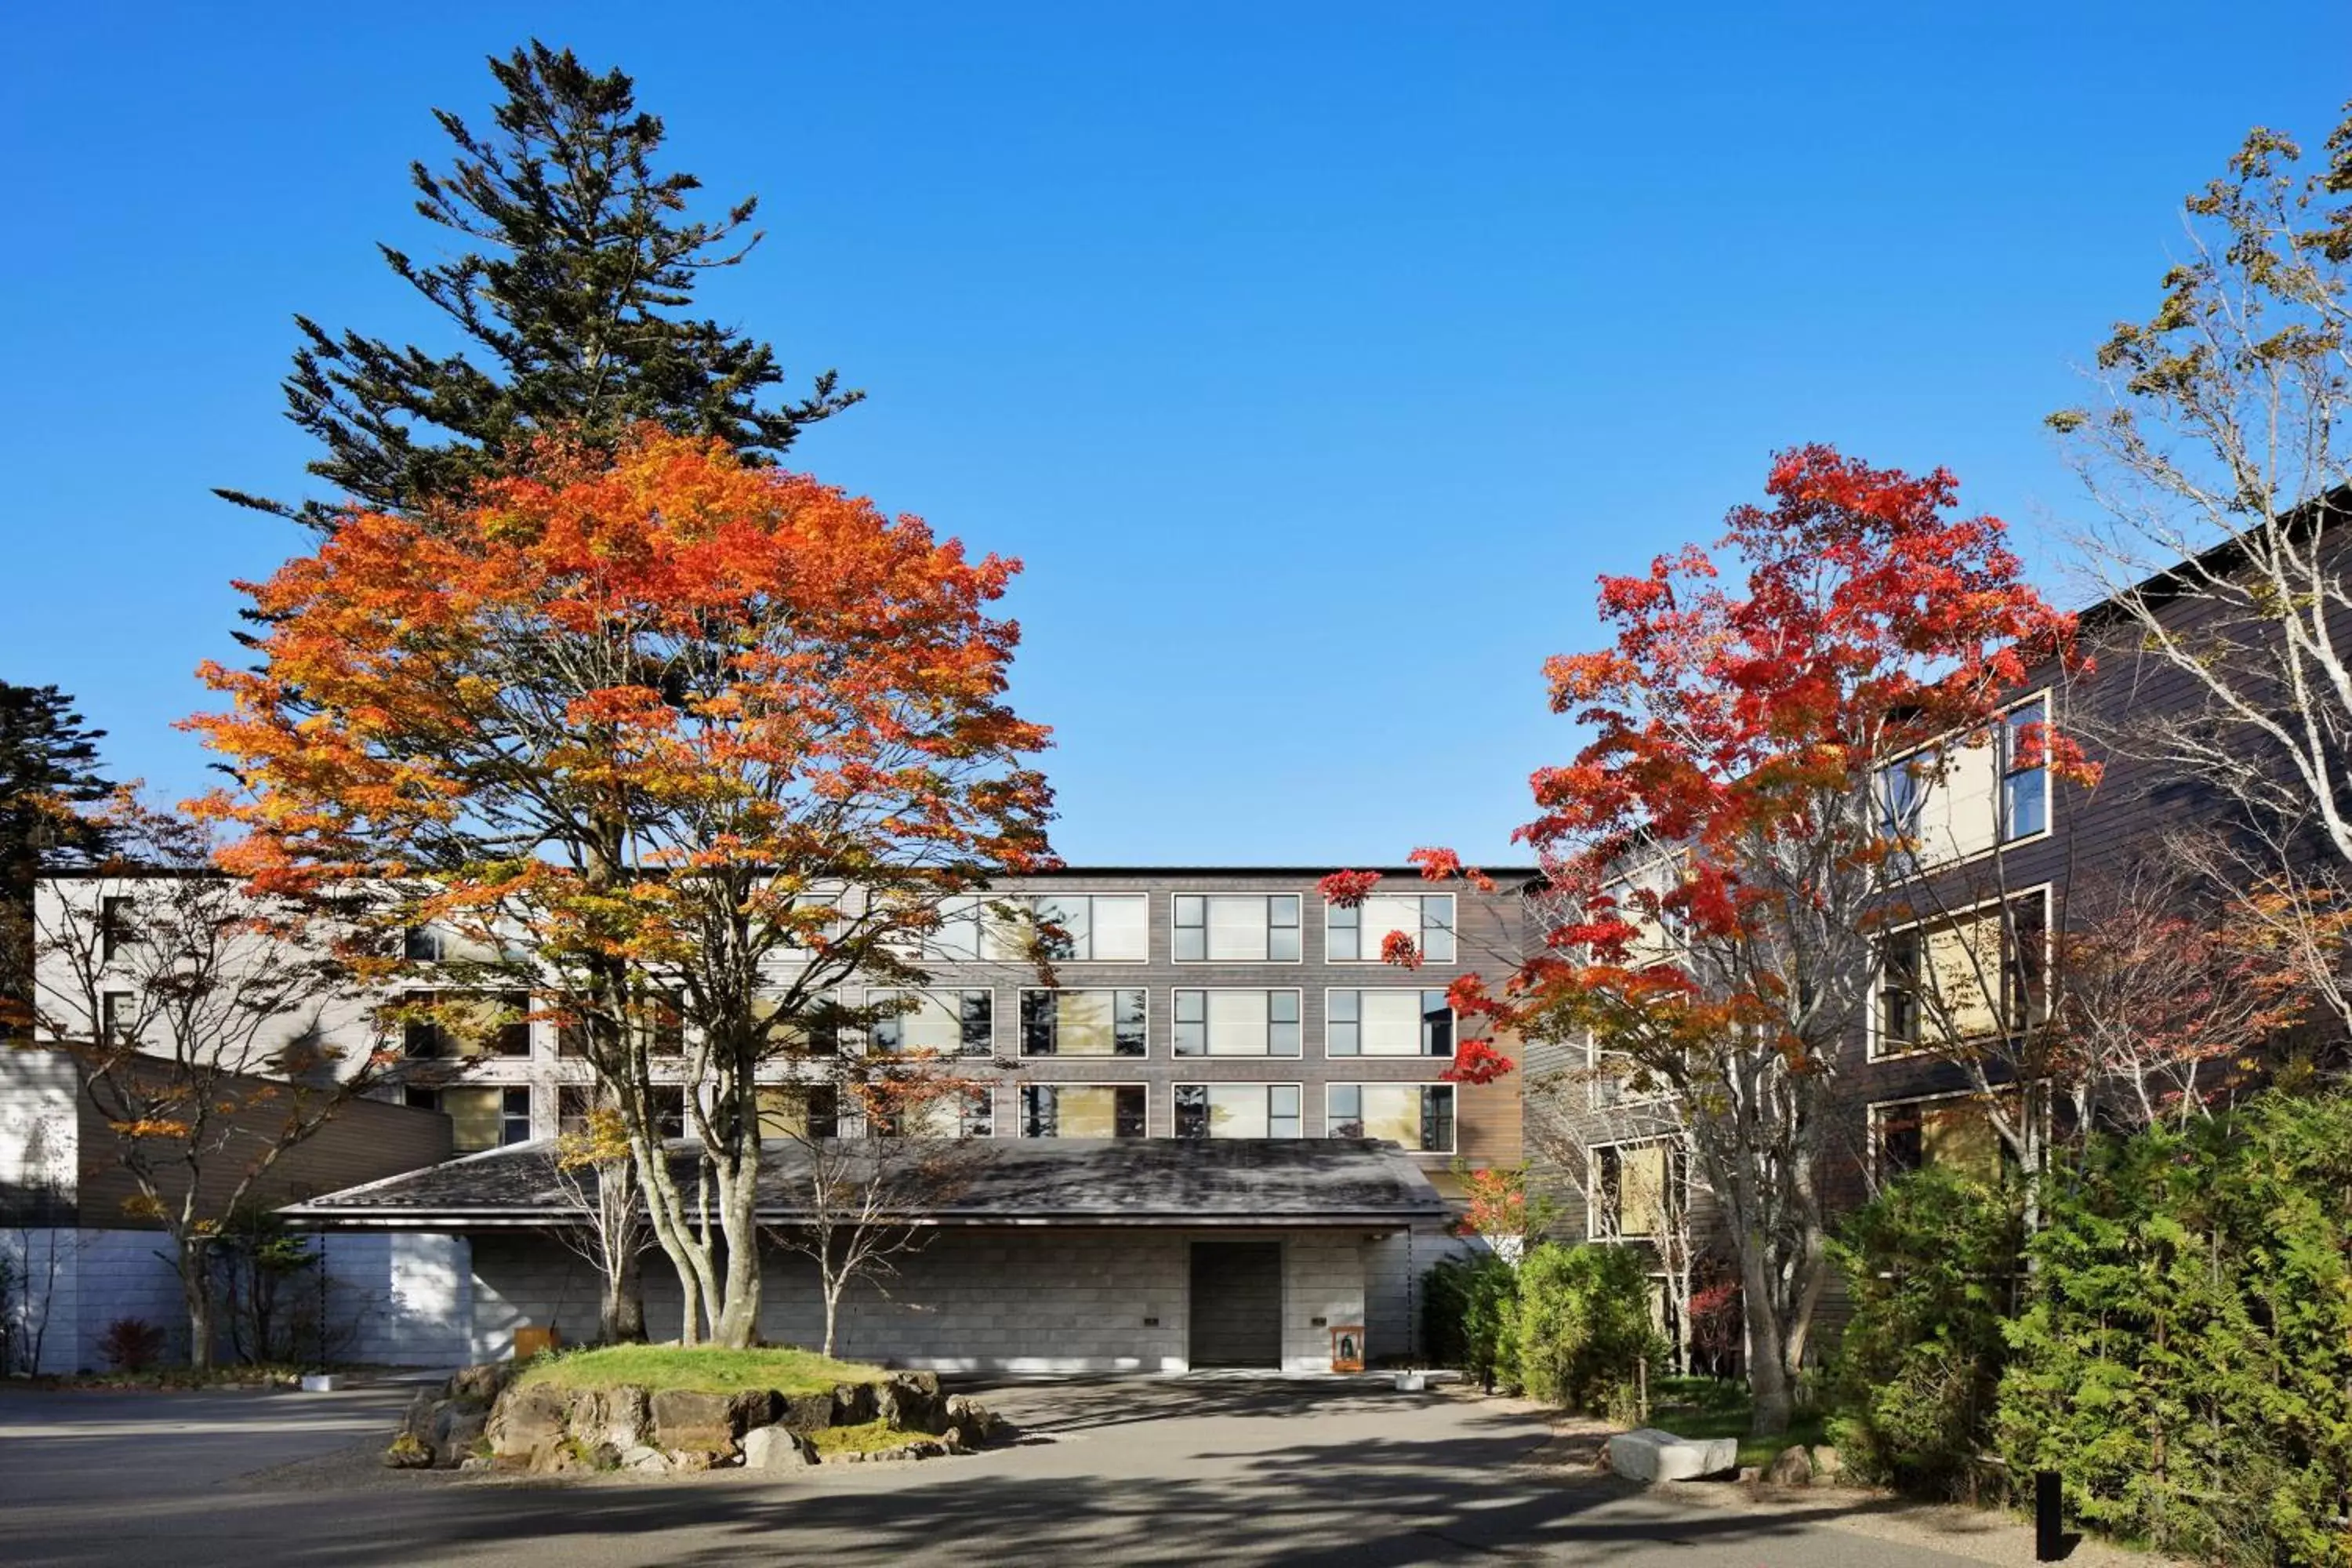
1323,892 -> 1458,965
1323,1081 -> 1457,1154
1877,688 -> 2056,873
1015,1081 -> 1150,1138
862,986 -> 996,1058
1866,884 -> 2052,1062
1168,891 -> 1305,965
1584,1136 -> 1687,1241
949,891 -> 1152,964
1866,1088 -> 2016,1181
1015,987 -> 1150,1058
1321,987 -> 1457,1059
1173,1081 -> 1305,1140
1171,987 -> 1303,1058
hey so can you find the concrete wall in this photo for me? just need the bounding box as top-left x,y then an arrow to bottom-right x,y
0,1225 -> 473,1374
468,1225 -> 1375,1374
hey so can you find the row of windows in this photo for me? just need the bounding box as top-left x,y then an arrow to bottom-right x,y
1581,1092 -> 2022,1242
419,1080 -> 1459,1156
390,891 -> 1461,972
380,986 -> 1462,1062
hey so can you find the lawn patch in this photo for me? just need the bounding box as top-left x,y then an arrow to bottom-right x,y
1647,1375 -> 1827,1471
512,1345 -> 883,1397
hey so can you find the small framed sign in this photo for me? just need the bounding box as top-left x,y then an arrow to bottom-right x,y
1330,1325 -> 1366,1374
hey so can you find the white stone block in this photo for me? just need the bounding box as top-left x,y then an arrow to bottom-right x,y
1606,1428 -> 1738,1483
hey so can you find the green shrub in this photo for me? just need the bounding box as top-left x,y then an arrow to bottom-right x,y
1423,1252 -> 1520,1389
1997,1092 -> 2352,1567
1511,1241 -> 1664,1416
1825,1167 -> 2020,1497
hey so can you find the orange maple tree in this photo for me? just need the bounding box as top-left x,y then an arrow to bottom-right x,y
1410,446 -> 2089,1434
189,429 -> 1054,1346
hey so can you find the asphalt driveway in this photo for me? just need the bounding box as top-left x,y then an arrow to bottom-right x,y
0,1377 -> 2095,1566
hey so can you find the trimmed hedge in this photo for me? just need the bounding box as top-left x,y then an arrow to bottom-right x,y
1424,1240 -> 1664,1419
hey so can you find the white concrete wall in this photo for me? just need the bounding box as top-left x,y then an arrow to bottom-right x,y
1365,1221 -> 1475,1365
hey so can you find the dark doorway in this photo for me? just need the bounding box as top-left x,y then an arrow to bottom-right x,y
1189,1240 -> 1283,1368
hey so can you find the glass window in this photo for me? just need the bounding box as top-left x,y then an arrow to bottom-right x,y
1022,895 -> 1148,962
100,897 -> 132,961
757,1083 -> 840,1140
1175,1083 -> 1301,1138
100,990 -> 135,1042
402,926 -> 445,963
1328,895 -> 1457,964
1877,930 -> 1920,1052
650,1086 -> 689,1141
1173,895 -> 1300,962
1593,1142 -> 1679,1238
1171,989 -> 1300,1056
1875,1097 -> 2009,1185
1018,989 -> 1147,1057
1326,1084 -> 1454,1152
2002,699 -> 2050,840
441,1086 -> 530,1152
1327,990 -> 1454,1057
869,989 -> 994,1057
1019,1084 -> 1145,1138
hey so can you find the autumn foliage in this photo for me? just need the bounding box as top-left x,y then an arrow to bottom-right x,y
1411,446 -> 2089,1435
187,428 -> 1054,1348
190,429 -> 1051,898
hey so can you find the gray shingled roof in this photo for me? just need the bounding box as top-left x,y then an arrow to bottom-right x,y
281,1138 -> 1448,1229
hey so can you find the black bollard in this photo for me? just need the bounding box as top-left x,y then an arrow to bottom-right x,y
2034,1469 -> 2063,1561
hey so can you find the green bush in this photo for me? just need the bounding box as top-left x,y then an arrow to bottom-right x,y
1423,1252 -> 1519,1390
1997,1092 -> 2352,1567
1825,1167 -> 2020,1497
1512,1241 -> 1664,1417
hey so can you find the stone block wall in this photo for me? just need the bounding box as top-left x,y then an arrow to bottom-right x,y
466,1225 -> 1375,1374
0,1225 -> 474,1374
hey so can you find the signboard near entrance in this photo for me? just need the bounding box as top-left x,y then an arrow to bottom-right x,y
1330,1325 -> 1366,1373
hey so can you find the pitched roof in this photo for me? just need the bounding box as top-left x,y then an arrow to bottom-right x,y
280,1137 -> 1450,1229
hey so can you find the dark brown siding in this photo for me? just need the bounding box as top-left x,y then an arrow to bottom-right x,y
74,1060 -> 452,1229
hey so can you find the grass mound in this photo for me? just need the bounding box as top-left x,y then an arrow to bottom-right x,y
513,1345 -> 884,1396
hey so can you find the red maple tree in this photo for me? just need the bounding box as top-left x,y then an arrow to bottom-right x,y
1414,446 -> 2089,1434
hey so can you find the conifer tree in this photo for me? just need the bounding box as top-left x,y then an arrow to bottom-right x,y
0,684 -> 115,1029
221,41 -> 859,528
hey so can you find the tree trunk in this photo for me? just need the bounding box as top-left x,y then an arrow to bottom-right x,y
607,1246 -> 646,1343
180,1236 -> 214,1373
1740,1240 -> 1793,1436
713,1152 -> 762,1348
821,1275 -> 841,1360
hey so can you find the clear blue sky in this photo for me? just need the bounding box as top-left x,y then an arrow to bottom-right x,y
2,4 -> 2345,866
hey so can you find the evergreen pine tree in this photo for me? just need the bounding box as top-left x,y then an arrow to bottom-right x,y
0,684 -> 116,1029
220,41 -> 859,528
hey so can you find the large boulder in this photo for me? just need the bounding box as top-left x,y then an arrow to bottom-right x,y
1808,1445 -> 1843,1485
742,1425 -> 819,1472
431,1403 -> 490,1468
777,1391 -> 837,1434
486,1385 -> 575,1468
1766,1445 -> 1815,1486
446,1363 -> 520,1405
572,1386 -> 651,1454
876,1373 -> 946,1436
649,1389 -> 778,1459
944,1395 -> 1002,1444
832,1381 -> 877,1426
1605,1428 -> 1738,1483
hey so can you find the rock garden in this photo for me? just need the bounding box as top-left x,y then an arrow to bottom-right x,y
384,1346 -> 1009,1477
